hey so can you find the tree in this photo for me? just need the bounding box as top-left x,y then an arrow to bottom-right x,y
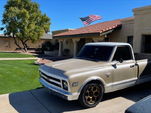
2,0 -> 50,52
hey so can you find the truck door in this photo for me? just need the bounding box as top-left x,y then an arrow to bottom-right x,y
112,46 -> 137,90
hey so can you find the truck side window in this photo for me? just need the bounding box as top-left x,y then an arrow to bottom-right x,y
113,46 -> 133,61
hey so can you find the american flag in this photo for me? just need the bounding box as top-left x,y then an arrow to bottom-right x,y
80,15 -> 102,25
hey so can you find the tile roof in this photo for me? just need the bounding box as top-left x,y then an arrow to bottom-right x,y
54,19 -> 122,37
54,17 -> 134,38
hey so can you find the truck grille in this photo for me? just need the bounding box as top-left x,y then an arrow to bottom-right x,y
40,71 -> 62,88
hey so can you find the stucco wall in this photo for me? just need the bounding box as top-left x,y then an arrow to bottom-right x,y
110,18 -> 134,44
110,5 -> 151,53
0,38 -> 48,51
133,5 -> 151,53
62,39 -> 74,56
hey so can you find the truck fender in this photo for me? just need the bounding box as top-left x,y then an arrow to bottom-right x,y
78,76 -> 106,93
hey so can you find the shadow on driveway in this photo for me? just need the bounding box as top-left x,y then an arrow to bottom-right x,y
9,88 -> 83,113
8,82 -> 151,113
103,82 -> 151,102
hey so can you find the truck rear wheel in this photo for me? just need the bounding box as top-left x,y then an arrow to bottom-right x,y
79,83 -> 104,108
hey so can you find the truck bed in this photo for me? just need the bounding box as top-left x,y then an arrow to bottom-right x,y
135,53 -> 151,61
135,53 -> 151,79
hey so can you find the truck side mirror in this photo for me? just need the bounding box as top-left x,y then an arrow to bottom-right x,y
119,58 -> 123,63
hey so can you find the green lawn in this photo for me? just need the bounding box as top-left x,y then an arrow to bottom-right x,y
0,60 -> 41,94
0,52 -> 35,58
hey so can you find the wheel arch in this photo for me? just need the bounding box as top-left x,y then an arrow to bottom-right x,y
78,76 -> 105,94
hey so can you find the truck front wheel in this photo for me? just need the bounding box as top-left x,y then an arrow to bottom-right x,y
78,83 -> 104,108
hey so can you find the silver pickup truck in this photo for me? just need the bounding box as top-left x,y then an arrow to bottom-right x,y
39,42 -> 151,108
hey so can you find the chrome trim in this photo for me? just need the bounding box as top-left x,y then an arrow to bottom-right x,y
41,74 -> 61,85
40,78 -> 80,100
39,66 -> 68,80
39,66 -> 71,92
106,77 -> 137,87
39,68 -> 63,80
109,46 -> 117,62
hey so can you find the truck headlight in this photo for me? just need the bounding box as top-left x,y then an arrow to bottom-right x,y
62,80 -> 68,91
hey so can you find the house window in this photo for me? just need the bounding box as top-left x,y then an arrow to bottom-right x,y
127,36 -> 133,46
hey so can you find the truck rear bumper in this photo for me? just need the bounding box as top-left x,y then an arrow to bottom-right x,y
39,78 -> 80,101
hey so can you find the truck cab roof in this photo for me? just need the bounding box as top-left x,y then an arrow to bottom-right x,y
86,42 -> 131,47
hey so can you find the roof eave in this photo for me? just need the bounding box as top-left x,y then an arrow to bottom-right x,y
53,32 -> 101,39
53,24 -> 122,39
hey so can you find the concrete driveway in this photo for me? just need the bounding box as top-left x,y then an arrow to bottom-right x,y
0,82 -> 151,113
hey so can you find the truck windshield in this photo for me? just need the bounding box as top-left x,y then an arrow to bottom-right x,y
77,45 -> 114,61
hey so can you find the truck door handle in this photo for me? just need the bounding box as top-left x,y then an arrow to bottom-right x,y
130,65 -> 135,68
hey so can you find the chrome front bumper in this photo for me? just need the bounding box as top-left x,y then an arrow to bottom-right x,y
39,78 -> 80,101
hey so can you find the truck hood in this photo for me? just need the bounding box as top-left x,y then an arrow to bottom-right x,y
44,58 -> 109,77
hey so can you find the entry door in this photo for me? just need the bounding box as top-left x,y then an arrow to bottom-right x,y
112,46 -> 137,89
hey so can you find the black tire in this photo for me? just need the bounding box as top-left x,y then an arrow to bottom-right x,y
78,83 -> 104,108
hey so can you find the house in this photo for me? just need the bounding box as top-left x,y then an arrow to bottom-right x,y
0,33 -> 52,51
53,5 -> 151,57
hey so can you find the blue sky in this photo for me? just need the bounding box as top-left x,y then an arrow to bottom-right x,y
0,0 -> 151,34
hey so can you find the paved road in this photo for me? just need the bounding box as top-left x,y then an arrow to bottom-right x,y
0,82 -> 151,113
